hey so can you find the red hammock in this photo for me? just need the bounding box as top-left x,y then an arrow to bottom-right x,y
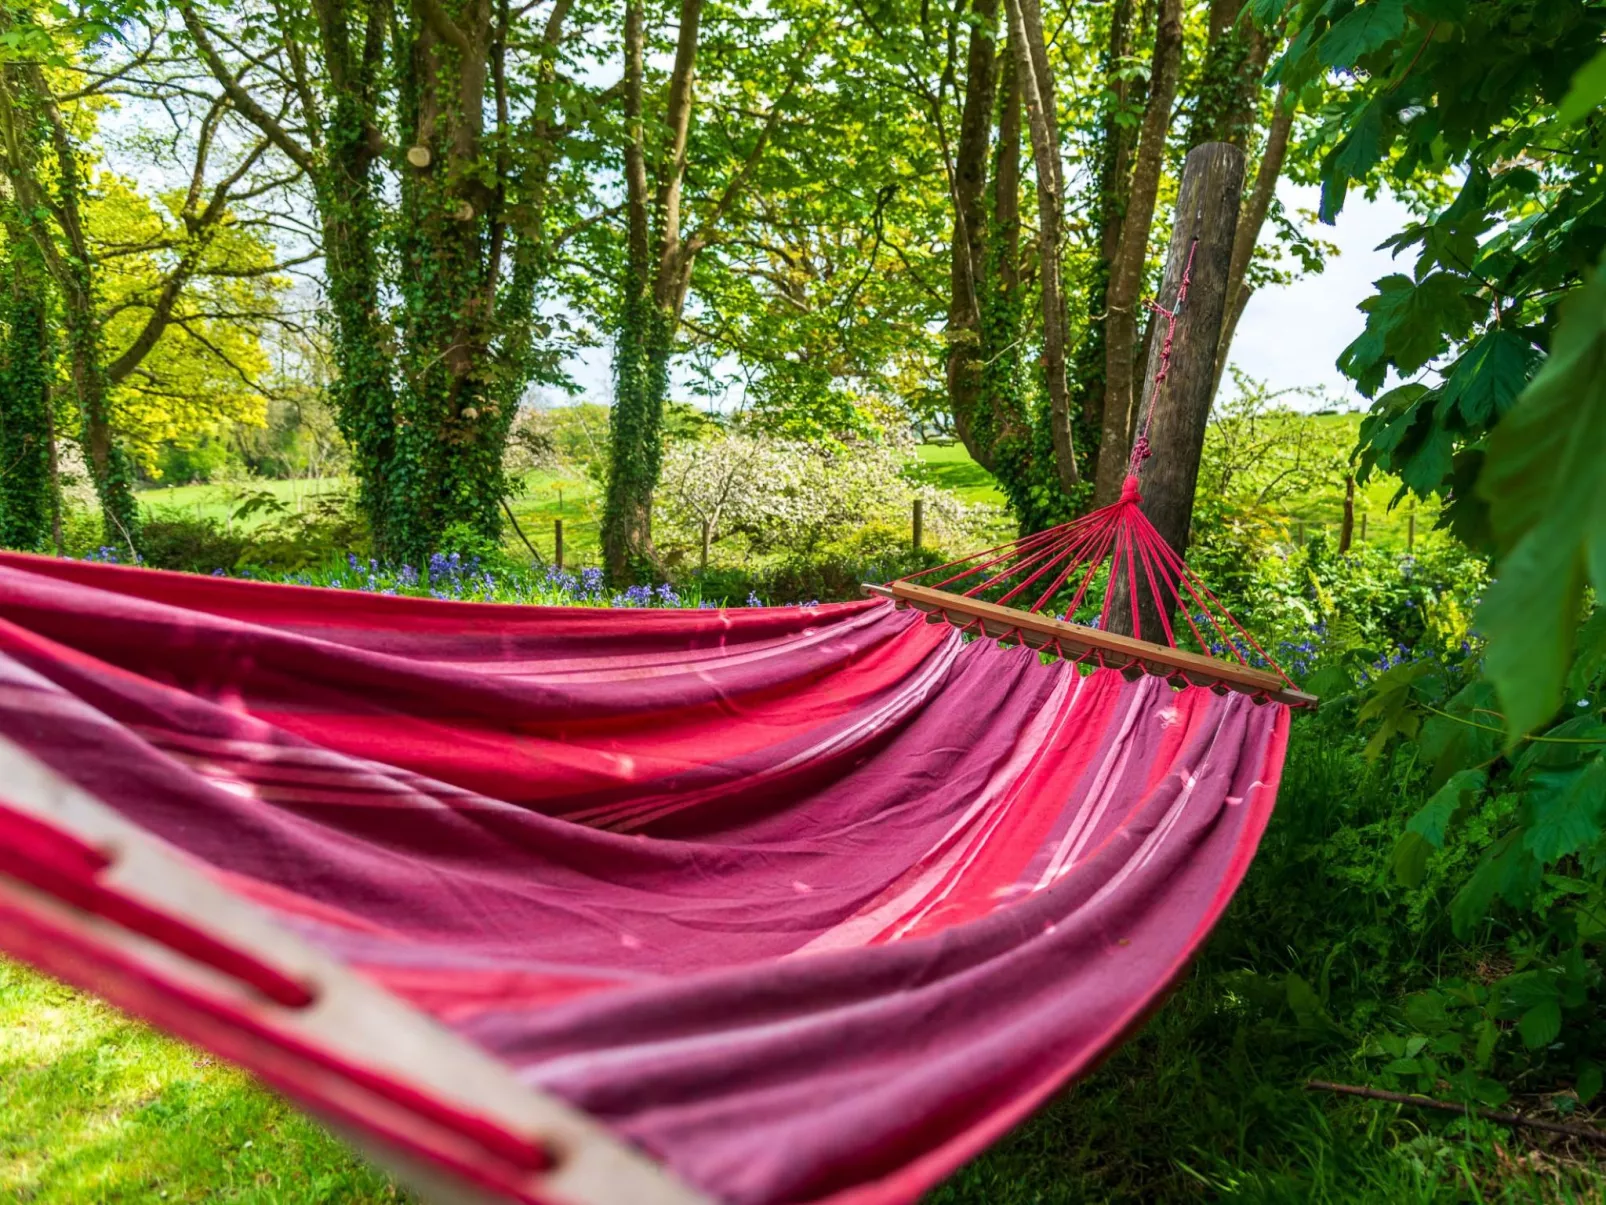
0,491 -> 1299,1205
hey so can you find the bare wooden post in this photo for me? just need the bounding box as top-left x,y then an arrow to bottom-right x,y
912,498 -> 924,552
1297,520 -> 1305,545
1115,141 -> 1245,641
700,519 -> 711,573
1407,511 -> 1415,551
554,519 -> 564,571
1360,512 -> 1368,543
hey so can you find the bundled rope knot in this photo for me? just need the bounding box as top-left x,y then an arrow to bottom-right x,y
1126,237 -> 1199,479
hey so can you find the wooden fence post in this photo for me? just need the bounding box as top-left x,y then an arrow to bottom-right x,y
1339,472 -> 1355,553
554,519 -> 564,571
1407,511 -> 1415,552
912,498 -> 924,552
1117,141 -> 1246,640
1360,512 -> 1367,544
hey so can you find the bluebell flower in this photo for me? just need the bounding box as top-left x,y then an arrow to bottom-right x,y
211,568 -> 226,577
746,591 -> 763,607
399,564 -> 419,586
347,552 -> 360,570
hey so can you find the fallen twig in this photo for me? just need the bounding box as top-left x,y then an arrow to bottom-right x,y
1306,1080 -> 1606,1146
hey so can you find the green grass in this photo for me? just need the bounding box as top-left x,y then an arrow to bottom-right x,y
910,443 -> 1010,508
501,468 -> 601,565
0,960 -> 406,1203
136,478 -> 350,529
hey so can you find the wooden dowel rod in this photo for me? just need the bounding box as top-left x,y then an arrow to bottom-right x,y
868,581 -> 1317,708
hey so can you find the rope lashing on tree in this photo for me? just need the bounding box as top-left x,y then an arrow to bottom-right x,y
1127,237 -> 1198,477
873,233 -> 1313,709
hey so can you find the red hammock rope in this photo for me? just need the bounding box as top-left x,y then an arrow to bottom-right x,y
896,235 -> 1301,699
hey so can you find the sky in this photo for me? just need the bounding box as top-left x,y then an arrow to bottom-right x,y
1225,183 -> 1415,409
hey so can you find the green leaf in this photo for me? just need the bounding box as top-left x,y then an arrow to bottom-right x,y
1518,999 -> 1562,1050
1450,831 -> 1539,936
1474,1018 -> 1499,1067
1394,769 -> 1485,887
1392,831 -> 1433,888
1522,759 -> 1606,864
1321,101 -> 1386,223
1318,0 -> 1407,67
1578,1062 -> 1603,1105
1475,252 -> 1606,740
1406,0 -> 1466,19
1558,45 -> 1606,127
1411,768 -> 1488,846
1566,607 -> 1606,697
1249,0 -> 1294,26
1440,331 -> 1538,428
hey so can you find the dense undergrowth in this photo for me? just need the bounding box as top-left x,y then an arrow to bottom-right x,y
940,699 -> 1606,1204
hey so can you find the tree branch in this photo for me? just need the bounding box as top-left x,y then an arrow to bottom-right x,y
177,4 -> 315,173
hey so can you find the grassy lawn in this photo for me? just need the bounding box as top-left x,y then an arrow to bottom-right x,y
910,443 -> 1010,508
136,479 -> 351,529
0,960 -> 404,1204
501,468 -> 602,566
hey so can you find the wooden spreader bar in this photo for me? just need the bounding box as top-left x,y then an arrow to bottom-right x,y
867,581 -> 1318,710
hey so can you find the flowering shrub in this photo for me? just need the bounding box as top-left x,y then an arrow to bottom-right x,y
654,433 -> 990,565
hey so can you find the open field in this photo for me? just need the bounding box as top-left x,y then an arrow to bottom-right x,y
133,430 -> 1437,568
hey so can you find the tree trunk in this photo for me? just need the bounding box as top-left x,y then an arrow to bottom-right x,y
1210,88 -> 1293,401
0,52 -> 141,551
1094,0 -> 1183,508
0,234 -> 53,551
1070,0 -> 1137,430
946,0 -> 1000,468
1003,0 -> 1078,490
603,0 -> 681,582
1119,142 -> 1245,642
1186,0 -> 1272,149
391,0 -> 506,564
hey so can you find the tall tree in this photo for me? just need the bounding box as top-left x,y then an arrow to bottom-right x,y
1092,0 -> 1182,507
182,0 -> 593,564
0,10 -> 290,552
601,0 -> 811,579
1003,0 -> 1079,492
0,224 -> 55,551
0,44 -> 138,548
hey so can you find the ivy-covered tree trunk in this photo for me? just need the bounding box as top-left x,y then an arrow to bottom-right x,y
1093,0 -> 1183,508
186,0 -> 574,569
945,0 -> 1000,467
316,29 -> 397,559
0,52 -> 139,552
391,0 -> 507,565
1069,0 -> 1143,432
0,233 -> 54,551
602,0 -> 703,582
942,2 -> 1080,533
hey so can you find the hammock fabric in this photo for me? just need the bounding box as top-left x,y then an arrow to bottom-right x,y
0,545 -> 1290,1205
